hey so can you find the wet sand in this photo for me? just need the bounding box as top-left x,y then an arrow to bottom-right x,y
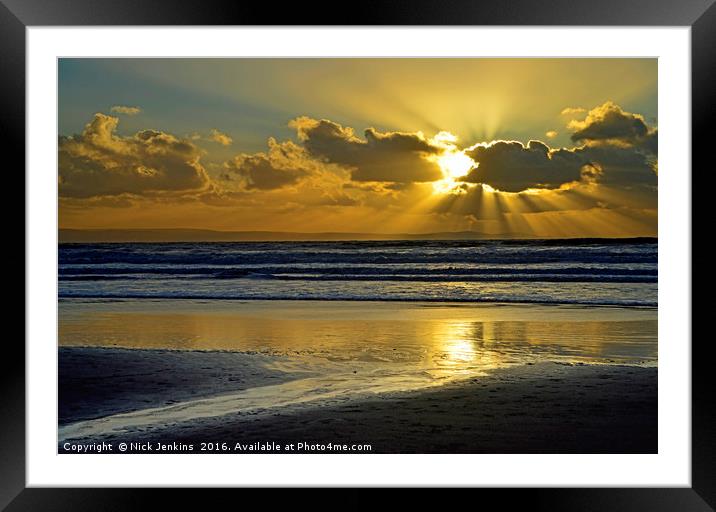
59,347 -> 301,426
59,348 -> 656,453
59,300 -> 657,453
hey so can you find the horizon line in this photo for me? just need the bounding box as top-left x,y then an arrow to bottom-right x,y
58,228 -> 657,243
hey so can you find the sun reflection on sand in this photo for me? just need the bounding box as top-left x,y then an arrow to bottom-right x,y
434,321 -> 478,364
60,300 -> 657,392
425,320 -> 515,380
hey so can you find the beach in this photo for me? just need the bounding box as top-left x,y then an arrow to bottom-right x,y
59,347 -> 656,453
58,298 -> 657,453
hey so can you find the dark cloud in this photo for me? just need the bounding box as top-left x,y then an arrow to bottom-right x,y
569,101 -> 657,155
434,129 -> 657,218
639,129 -> 658,155
224,158 -> 302,191
573,145 -> 657,187
290,117 -> 443,183
223,138 -> 318,190
59,113 -> 210,198
462,140 -> 586,192
460,113 -> 657,194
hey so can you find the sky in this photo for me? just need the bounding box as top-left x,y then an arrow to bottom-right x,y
58,58 -> 658,238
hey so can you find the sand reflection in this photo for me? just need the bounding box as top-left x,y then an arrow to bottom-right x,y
60,299 -> 657,386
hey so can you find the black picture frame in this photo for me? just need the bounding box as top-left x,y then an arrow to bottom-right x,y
4,0 -> 712,508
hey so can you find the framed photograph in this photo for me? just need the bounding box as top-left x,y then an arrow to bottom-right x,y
7,0 -> 712,506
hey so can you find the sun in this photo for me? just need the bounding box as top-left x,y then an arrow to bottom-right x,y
427,131 -> 476,194
437,151 -> 474,179
431,150 -> 475,193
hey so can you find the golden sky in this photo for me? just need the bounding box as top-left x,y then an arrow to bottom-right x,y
58,58 -> 657,238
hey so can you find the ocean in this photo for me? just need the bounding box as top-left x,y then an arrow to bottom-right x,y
59,238 -> 657,307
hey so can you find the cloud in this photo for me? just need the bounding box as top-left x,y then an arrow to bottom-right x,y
569,101 -> 656,153
59,113 -> 210,198
110,105 -> 142,115
459,130 -> 656,195
223,138 -> 323,190
545,130 -> 558,139
572,144 -> 657,187
637,129 -> 658,155
289,117 -> 443,183
59,107 -> 656,234
461,140 -> 587,192
224,154 -> 302,190
209,129 -> 233,146
455,102 -> 658,194
60,194 -> 136,209
561,107 -> 586,115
